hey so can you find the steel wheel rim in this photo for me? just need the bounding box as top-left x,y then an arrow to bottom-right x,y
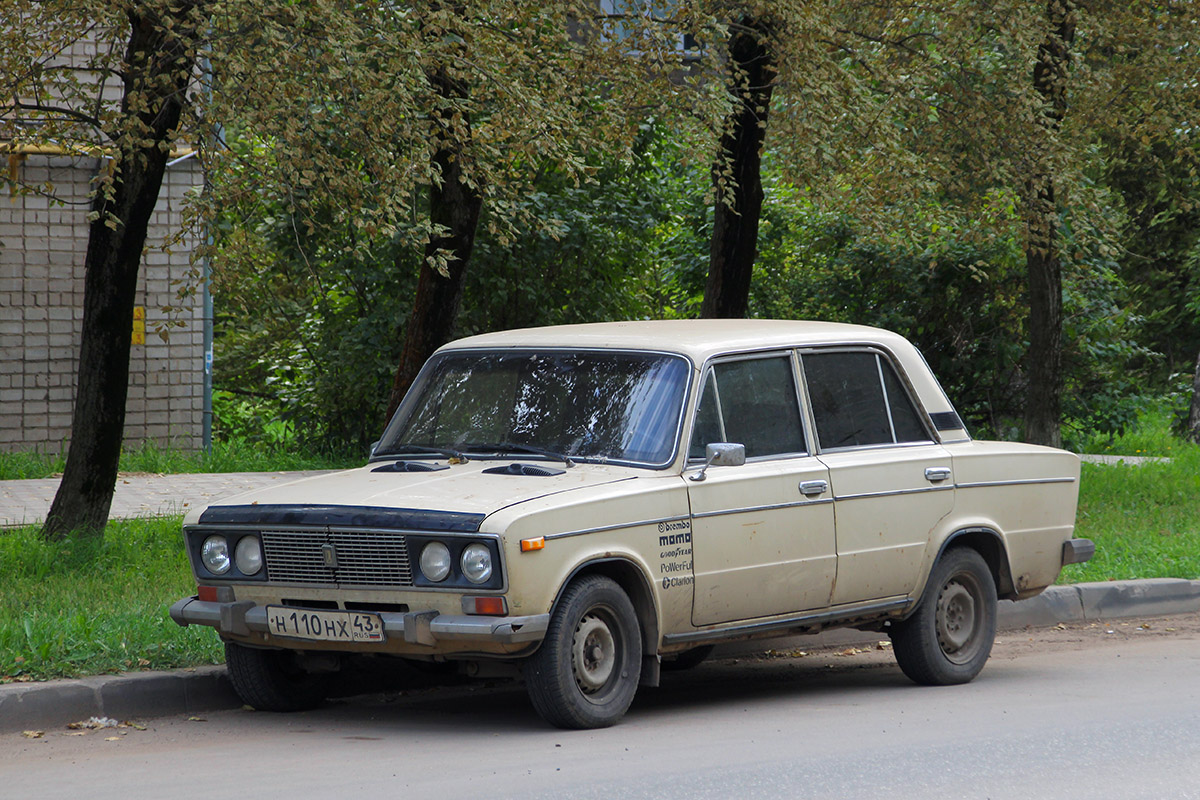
935,573 -> 984,664
572,611 -> 617,694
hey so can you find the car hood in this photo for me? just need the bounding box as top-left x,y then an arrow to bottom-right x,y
184,461 -> 646,528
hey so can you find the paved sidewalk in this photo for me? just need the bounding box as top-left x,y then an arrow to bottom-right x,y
0,470 -> 337,527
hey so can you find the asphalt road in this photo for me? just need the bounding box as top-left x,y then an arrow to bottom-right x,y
4,617 -> 1199,800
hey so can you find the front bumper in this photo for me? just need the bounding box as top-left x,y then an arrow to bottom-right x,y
169,597 -> 550,647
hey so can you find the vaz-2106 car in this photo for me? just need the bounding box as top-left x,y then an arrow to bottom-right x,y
171,320 -> 1093,729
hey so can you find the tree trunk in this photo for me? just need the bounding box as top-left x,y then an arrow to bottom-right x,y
42,6 -> 203,540
701,16 -> 775,320
385,67 -> 483,421
1188,348 -> 1200,443
1021,0 -> 1076,448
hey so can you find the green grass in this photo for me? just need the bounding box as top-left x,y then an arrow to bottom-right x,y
1063,403 -> 1200,583
0,517 -> 222,683
0,438 -> 363,481
1066,445 -> 1200,584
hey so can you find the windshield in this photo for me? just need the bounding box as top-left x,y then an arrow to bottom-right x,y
376,349 -> 691,467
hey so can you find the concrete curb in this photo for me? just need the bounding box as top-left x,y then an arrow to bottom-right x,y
0,666 -> 239,734
4,579 -> 1199,734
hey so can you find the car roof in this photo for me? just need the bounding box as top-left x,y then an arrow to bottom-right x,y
439,319 -> 913,364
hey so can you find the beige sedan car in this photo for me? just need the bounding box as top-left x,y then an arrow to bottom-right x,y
171,320 -> 1092,728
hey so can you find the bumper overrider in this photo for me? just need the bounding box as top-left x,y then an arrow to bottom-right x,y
169,597 -> 550,647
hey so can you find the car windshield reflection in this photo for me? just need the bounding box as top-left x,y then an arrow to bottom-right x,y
377,350 -> 690,467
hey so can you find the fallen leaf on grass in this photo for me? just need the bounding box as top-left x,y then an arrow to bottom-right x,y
104,736 -> 122,742
835,648 -> 863,657
22,731 -> 44,739
63,731 -> 88,737
124,721 -> 147,731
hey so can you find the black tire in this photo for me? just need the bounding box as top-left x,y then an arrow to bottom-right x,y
224,642 -> 333,712
523,575 -> 643,729
890,547 -> 997,686
661,645 -> 714,672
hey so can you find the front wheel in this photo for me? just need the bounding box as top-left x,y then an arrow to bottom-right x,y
890,547 -> 997,686
523,575 -> 642,729
224,642 -> 333,712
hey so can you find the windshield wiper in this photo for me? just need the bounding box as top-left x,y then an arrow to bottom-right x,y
461,441 -> 575,467
374,444 -> 469,462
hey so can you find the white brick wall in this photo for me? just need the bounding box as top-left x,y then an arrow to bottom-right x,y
0,154 -> 205,453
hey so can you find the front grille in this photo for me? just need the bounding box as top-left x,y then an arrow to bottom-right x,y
260,528 -> 413,587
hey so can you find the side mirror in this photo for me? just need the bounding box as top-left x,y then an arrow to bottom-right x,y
689,442 -> 746,482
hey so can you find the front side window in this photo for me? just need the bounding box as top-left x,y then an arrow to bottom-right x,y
802,351 -> 929,450
377,350 -> 690,467
688,355 -> 807,460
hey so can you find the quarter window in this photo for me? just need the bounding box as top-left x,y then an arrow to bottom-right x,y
688,356 -> 807,459
803,351 -> 929,450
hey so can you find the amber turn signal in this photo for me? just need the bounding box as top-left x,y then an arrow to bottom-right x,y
520,537 -> 545,552
464,596 -> 508,616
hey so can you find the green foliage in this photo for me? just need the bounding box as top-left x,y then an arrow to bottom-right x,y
749,190 -> 1025,438
459,125 -> 710,332
0,517 -> 222,682
212,124 -> 713,447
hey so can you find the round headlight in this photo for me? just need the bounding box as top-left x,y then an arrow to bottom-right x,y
420,542 -> 451,582
201,535 -> 231,575
235,536 -> 263,575
461,543 -> 493,584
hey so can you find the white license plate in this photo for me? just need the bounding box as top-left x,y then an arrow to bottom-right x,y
266,606 -> 385,643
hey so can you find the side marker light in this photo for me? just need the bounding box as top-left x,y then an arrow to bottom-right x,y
520,537 -> 545,552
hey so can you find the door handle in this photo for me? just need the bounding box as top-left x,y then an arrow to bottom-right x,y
925,467 -> 952,483
799,479 -> 828,497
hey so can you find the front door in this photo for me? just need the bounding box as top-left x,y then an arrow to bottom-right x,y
686,354 -> 837,626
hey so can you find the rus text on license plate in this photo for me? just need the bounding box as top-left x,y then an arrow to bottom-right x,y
266,606 -> 385,643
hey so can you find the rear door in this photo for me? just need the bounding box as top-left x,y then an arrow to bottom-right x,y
801,349 -> 954,604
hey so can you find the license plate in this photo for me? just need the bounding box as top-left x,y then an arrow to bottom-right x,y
266,606 -> 385,643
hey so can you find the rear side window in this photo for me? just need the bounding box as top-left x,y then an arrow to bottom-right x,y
802,351 -> 929,450
688,356 -> 807,459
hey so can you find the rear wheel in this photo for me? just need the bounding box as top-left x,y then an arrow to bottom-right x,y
224,642 -> 333,711
524,575 -> 642,729
890,547 -> 996,685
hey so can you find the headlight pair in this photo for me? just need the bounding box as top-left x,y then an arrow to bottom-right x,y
200,534 -> 263,576
419,541 -> 492,584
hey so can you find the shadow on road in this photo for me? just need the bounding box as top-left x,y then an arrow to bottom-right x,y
302,650 -> 920,733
